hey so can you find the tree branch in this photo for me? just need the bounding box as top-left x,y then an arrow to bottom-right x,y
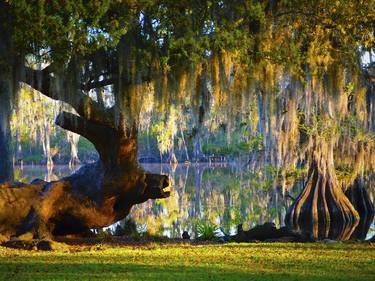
22,66 -> 116,129
21,65 -> 82,113
55,111 -> 117,164
22,65 -> 53,98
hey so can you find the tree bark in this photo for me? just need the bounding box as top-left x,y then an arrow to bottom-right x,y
0,99 -> 13,183
285,138 -> 360,240
0,73 -> 15,183
345,178 -> 374,240
0,6 -> 171,239
0,106 -> 170,239
0,3 -> 15,183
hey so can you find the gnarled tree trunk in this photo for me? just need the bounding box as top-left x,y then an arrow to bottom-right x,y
286,138 -> 359,240
0,58 -> 171,239
0,109 -> 170,239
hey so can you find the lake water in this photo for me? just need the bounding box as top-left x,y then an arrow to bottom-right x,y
15,164 -> 375,240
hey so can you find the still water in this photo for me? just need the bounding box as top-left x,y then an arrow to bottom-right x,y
15,164 -> 375,239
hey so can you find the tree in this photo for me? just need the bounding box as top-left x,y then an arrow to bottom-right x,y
0,0 -> 130,182
0,1 -> 166,238
0,2 -> 19,182
0,0 -> 374,239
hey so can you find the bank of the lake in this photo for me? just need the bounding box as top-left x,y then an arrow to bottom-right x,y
14,164 -> 375,241
0,242 -> 374,281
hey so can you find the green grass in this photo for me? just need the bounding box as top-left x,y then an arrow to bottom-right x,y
0,243 -> 374,280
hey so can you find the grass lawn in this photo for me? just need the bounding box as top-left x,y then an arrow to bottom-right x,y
0,242 -> 374,281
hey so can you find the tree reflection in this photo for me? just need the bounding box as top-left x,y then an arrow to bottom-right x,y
18,163 -> 375,240
129,163 -> 293,238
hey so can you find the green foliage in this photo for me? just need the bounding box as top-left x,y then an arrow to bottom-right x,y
7,0 -> 130,62
282,167 -> 307,184
298,114 -> 339,140
257,178 -> 274,192
202,129 -> 264,157
13,168 -> 28,183
78,137 -> 98,162
21,154 -> 44,164
96,227 -> 114,239
341,114 -> 375,144
196,220 -> 220,241
335,166 -> 355,181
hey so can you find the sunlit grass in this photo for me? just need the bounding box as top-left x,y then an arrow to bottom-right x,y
0,243 -> 374,280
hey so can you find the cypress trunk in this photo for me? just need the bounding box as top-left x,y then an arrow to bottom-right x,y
345,178 -> 374,240
286,138 -> 360,240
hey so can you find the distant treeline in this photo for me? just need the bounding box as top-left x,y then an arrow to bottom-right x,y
11,88 -> 263,166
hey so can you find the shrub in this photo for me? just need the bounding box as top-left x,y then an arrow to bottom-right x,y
196,221 -> 220,241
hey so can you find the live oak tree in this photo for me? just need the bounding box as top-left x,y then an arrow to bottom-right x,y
0,0 -> 130,182
0,0 -> 162,238
0,0 -> 374,239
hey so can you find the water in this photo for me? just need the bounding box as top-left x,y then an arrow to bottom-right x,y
15,164 -> 375,240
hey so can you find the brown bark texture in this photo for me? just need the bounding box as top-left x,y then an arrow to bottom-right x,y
285,139 -> 360,240
345,178 -> 374,240
0,98 -> 170,239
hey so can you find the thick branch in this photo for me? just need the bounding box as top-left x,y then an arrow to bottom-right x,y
22,66 -> 116,128
21,65 -> 82,113
56,111 -> 117,165
22,66 -> 53,98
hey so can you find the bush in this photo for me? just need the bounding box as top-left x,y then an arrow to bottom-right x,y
196,221 -> 220,241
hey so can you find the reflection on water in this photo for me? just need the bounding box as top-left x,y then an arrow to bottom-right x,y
15,165 -> 79,182
15,164 -> 375,240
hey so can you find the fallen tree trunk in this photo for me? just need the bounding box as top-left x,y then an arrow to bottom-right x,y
0,109 -> 170,240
